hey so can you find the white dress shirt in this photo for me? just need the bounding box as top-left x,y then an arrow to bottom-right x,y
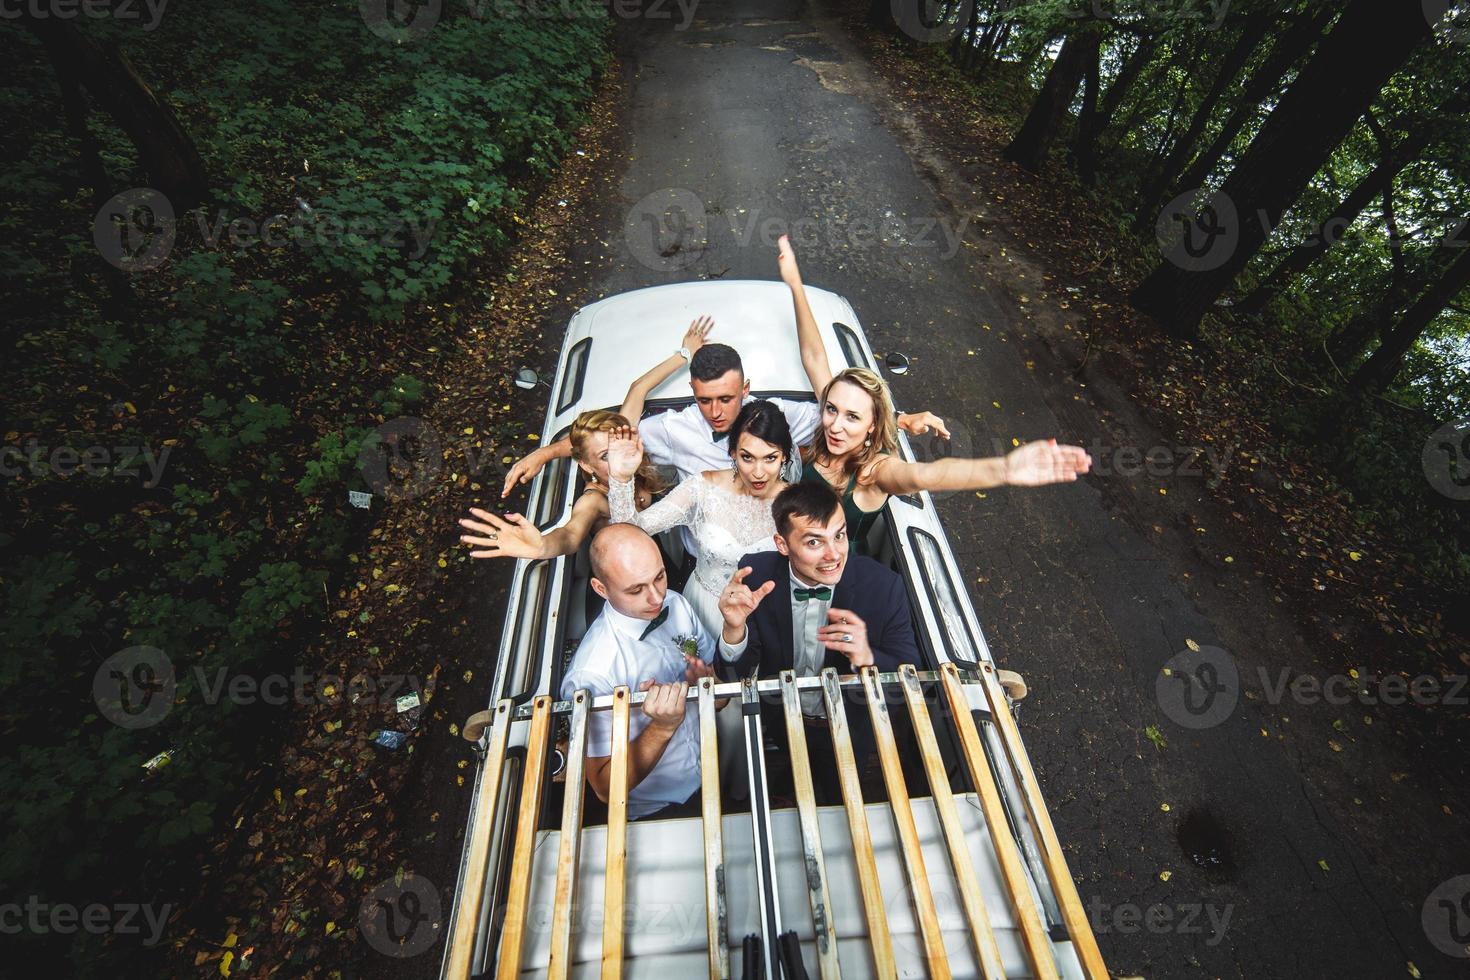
636,396 -> 821,481
560,591 -> 716,818
719,571 -> 833,717
637,396 -> 820,557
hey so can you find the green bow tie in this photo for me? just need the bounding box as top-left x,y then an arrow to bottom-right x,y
639,607 -> 669,640
793,585 -> 831,602
711,429 -> 729,443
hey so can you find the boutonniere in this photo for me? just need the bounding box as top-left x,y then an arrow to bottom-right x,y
674,633 -> 699,659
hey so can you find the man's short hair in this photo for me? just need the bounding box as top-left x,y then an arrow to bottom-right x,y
773,480 -> 843,539
690,343 -> 743,383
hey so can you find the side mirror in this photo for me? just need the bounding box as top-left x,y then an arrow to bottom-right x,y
513,367 -> 542,390
884,352 -> 910,376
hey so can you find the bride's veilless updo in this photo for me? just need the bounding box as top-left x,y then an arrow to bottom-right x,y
725,399 -> 794,464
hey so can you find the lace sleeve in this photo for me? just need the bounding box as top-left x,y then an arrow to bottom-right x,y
609,475 -> 701,537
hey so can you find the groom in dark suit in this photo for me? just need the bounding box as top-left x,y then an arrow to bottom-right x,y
715,480 -> 921,802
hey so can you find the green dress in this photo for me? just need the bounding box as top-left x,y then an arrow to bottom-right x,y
800,456 -> 883,555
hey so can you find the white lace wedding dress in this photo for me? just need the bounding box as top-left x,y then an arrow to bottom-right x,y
609,472 -> 778,636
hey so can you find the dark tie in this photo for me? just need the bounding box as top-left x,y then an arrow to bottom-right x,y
793,585 -> 831,602
711,429 -> 728,443
639,607 -> 669,640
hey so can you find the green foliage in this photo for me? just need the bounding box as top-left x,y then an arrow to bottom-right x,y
0,1 -> 609,957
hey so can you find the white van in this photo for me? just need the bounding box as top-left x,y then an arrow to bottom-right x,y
440,281 -> 1109,980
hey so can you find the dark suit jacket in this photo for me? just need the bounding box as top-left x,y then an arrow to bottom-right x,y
722,550 -> 922,679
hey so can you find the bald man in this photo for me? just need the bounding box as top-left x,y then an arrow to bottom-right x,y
560,524 -> 719,820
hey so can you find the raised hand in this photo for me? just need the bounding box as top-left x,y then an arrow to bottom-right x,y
606,425 -> 644,483
776,233 -> 803,287
718,566 -> 777,633
459,509 -> 544,559
637,678 -> 689,733
682,315 -> 714,355
1003,438 -> 1092,487
501,448 -> 548,499
817,608 -> 874,668
899,411 -> 951,440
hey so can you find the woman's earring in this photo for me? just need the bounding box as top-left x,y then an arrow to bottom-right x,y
863,437 -> 871,448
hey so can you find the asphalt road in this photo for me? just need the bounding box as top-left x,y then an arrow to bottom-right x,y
547,0 -> 1470,977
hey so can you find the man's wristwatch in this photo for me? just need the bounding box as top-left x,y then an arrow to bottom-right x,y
675,346 -> 691,361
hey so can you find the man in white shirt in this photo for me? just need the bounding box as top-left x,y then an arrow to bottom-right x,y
499,330 -> 942,556
560,523 -> 720,819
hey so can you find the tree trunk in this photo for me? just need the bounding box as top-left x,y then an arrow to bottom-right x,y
1351,242 -> 1470,392
1003,26 -> 1102,174
1170,5 -> 1335,197
1129,0 -> 1436,340
1070,36 -> 1102,181
1074,34 -> 1157,184
1136,15 -> 1270,228
1240,105 -> 1446,312
26,17 -> 208,211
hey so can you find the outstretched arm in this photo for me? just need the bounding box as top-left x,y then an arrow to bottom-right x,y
870,438 -> 1091,495
460,492 -> 608,560
619,316 -> 714,423
778,235 -> 833,395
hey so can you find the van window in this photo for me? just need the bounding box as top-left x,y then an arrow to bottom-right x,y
555,338 -> 591,415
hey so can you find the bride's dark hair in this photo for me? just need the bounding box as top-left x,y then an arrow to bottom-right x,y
725,399 -> 793,463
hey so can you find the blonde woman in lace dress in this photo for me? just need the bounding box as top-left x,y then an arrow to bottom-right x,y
605,400 -> 793,637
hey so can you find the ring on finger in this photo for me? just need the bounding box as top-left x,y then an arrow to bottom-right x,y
841,632 -> 853,644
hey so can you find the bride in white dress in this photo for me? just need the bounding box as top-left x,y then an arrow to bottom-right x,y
605,400 -> 793,637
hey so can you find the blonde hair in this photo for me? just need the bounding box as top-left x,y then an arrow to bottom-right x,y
805,367 -> 898,486
570,410 -> 666,497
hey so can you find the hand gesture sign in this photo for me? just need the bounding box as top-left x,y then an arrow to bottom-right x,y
718,566 -> 776,633
682,315 -> 714,355
458,508 -> 543,559
606,425 -> 644,483
637,678 -> 689,734
898,411 -> 951,439
1003,438 -> 1092,487
817,608 -> 874,668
